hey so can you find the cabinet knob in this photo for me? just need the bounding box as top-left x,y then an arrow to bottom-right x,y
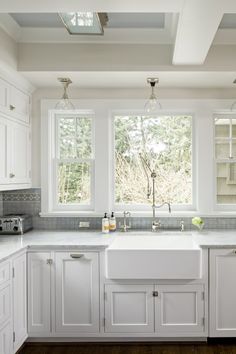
152,291 -> 158,297
9,104 -> 15,111
9,173 -> 15,178
46,259 -> 53,265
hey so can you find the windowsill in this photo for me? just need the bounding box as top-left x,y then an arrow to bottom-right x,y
39,211 -> 236,218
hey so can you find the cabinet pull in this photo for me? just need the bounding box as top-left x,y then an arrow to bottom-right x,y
70,254 -> 84,259
46,259 -> 53,265
152,291 -> 158,297
9,104 -> 15,111
9,173 -> 15,178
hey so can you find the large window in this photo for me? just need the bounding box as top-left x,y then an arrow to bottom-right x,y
114,115 -> 193,208
54,113 -> 94,210
215,114 -> 236,206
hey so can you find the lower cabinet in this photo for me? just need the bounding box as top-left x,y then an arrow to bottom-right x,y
155,284 -> 205,335
28,252 -> 51,335
105,284 -> 205,335
210,249 -> 236,337
55,252 -> 99,334
105,284 -> 154,333
28,251 -> 100,336
0,322 -> 12,354
12,253 -> 27,352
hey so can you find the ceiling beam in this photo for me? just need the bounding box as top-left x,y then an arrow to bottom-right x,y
173,0 -> 223,65
0,0 -> 184,13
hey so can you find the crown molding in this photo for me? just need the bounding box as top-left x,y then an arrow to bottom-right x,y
0,13 -> 21,41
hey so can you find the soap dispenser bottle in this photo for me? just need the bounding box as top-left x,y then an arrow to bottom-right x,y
109,211 -> 116,232
102,213 -> 109,234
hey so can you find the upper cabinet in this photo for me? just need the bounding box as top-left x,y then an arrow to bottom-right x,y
0,75 -> 32,191
0,78 -> 9,115
0,77 -> 30,125
9,86 -> 30,124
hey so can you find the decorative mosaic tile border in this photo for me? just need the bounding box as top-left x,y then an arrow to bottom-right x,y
3,189 -> 41,202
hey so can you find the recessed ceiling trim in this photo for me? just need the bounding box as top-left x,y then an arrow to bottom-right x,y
17,27 -> 174,44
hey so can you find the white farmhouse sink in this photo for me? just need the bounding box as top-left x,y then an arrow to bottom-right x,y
105,236 -> 201,279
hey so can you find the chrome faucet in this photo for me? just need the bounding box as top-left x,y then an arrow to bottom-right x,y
139,155 -> 171,231
120,211 -> 131,232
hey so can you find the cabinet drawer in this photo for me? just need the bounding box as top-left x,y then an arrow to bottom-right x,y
0,262 -> 10,287
0,285 -> 11,327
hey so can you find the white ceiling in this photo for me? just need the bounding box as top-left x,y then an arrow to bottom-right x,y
21,71 -> 236,88
10,13 -> 166,29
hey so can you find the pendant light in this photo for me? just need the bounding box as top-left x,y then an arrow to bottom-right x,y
55,78 -> 75,110
144,78 -> 161,113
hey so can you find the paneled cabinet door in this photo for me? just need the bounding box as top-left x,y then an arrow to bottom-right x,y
9,86 -> 30,124
210,249 -> 236,337
9,121 -> 31,185
0,322 -> 12,354
13,253 -> 27,352
155,284 -> 205,335
104,284 -> 155,333
0,78 -> 9,115
28,252 -> 51,335
55,252 -> 99,334
0,116 -> 9,184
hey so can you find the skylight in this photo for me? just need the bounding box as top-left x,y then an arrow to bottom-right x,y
59,12 -> 107,35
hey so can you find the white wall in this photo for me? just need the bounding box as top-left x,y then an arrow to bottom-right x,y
0,26 -> 17,70
32,87 -> 236,188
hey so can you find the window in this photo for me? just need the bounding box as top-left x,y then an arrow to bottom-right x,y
114,115 -> 193,209
215,114 -> 236,205
53,112 -> 94,210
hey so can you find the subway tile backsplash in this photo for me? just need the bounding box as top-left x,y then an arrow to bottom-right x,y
1,188 -> 236,230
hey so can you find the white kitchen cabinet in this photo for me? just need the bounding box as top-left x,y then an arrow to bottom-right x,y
0,285 -> 11,328
0,116 -> 9,184
105,284 -> 154,333
0,77 -> 30,124
0,322 -> 12,354
0,115 -> 31,189
9,121 -> 31,185
12,253 -> 27,352
210,249 -> 236,337
28,252 -> 51,335
55,252 -> 99,334
9,86 -> 30,124
155,284 -> 205,335
0,78 -> 9,115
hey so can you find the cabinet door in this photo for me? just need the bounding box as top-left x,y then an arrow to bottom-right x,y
105,284 -> 154,333
0,285 -> 11,328
155,284 -> 205,335
0,116 -> 9,184
9,86 -> 30,124
0,322 -> 12,354
28,252 -> 51,335
55,252 -> 99,334
210,249 -> 236,337
9,122 -> 31,185
0,78 -> 9,114
13,253 -> 27,352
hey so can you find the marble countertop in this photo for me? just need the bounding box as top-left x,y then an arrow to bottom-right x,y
1,229 -> 236,262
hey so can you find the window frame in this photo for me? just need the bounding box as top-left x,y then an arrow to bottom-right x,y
43,109 -> 95,213
111,111 -> 196,212
213,111 -> 236,211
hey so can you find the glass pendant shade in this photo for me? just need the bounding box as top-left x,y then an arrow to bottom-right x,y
55,78 -> 75,110
144,78 -> 161,113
